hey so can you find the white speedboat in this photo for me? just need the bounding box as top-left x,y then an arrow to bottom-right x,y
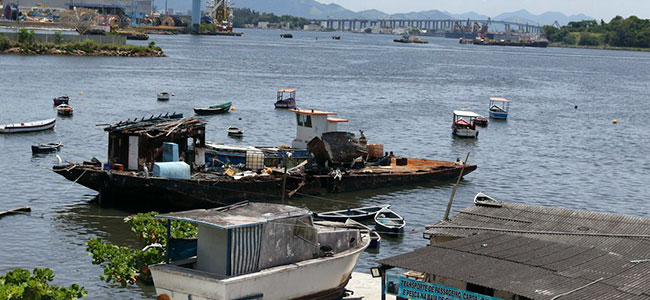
150,202 -> 369,300
157,91 -> 171,101
452,110 -> 480,138
0,118 -> 56,133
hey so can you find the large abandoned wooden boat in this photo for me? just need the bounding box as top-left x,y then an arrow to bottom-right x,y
52,112 -> 476,211
150,202 -> 369,300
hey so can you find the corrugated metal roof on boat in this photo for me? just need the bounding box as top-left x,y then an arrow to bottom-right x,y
157,202 -> 310,229
379,232 -> 650,300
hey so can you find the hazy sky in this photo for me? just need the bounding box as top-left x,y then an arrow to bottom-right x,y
323,0 -> 649,20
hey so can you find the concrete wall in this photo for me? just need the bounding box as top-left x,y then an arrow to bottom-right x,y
196,225 -> 229,275
2,31 -> 127,45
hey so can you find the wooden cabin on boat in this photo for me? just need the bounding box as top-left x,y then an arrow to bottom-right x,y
290,109 -> 348,149
374,201 -> 650,300
150,202 -> 369,300
104,114 -> 206,171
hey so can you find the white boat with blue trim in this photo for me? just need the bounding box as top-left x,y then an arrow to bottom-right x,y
149,202 -> 369,300
489,97 -> 509,119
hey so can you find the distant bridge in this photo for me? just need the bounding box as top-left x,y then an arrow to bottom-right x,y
310,19 -> 543,34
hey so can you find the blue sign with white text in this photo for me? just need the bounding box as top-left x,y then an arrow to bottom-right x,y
385,275 -> 502,300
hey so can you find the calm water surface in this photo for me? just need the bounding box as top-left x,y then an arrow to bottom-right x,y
1,29 -> 650,299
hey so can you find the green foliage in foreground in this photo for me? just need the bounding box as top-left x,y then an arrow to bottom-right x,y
0,268 -> 86,300
232,7 -> 312,29
0,34 -> 163,55
86,212 -> 197,287
543,16 -> 650,48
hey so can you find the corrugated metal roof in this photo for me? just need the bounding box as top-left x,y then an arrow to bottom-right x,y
425,201 -> 650,258
157,202 -> 310,229
379,232 -> 650,299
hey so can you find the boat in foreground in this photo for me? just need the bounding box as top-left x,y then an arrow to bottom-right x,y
56,104 -> 73,116
0,118 -> 56,134
374,207 -> 405,233
315,204 -> 390,222
452,110 -> 480,138
32,141 -> 63,154
280,33 -> 293,38
489,97 -> 509,119
473,192 -> 503,207
193,102 -> 232,115
150,202 -> 369,300
275,89 -> 297,108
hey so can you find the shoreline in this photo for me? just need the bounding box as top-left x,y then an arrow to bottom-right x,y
549,42 -> 650,52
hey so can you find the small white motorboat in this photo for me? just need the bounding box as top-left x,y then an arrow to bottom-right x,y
227,126 -> 243,137
157,91 -> 171,101
56,104 -> 74,116
0,118 -> 56,134
452,110 -> 480,138
473,192 -> 503,207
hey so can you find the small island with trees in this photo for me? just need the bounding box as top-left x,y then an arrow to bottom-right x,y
543,16 -> 650,51
0,29 -> 165,57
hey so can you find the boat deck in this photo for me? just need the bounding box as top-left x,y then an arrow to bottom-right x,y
353,158 -> 469,174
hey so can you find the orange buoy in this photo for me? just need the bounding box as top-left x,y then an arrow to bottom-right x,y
612,119 -> 618,124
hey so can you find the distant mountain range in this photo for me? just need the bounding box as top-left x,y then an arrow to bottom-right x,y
230,0 -> 595,25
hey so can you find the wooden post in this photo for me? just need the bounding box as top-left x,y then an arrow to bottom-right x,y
281,160 -> 287,204
443,152 -> 470,221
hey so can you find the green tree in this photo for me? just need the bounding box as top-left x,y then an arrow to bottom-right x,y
55,31 -> 64,44
86,212 -> 197,287
578,32 -> 601,46
17,28 -> 35,44
0,268 -> 87,300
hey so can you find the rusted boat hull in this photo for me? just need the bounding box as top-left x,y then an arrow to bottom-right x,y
52,158 -> 476,211
52,165 -> 284,211
305,164 -> 477,193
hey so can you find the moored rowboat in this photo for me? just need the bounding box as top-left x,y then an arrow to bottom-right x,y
374,207 -> 405,233
0,118 -> 56,134
315,204 -> 390,222
32,141 -> 63,153
193,102 -> 232,115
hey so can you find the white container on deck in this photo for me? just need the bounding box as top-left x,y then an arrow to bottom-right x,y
153,162 -> 191,180
245,151 -> 265,170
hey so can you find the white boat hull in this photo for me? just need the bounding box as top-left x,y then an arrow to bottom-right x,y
0,118 -> 56,133
452,127 -> 478,138
151,235 -> 369,300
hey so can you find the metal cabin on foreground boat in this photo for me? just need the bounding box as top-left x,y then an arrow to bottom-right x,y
375,200 -> 650,300
150,202 -> 369,300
